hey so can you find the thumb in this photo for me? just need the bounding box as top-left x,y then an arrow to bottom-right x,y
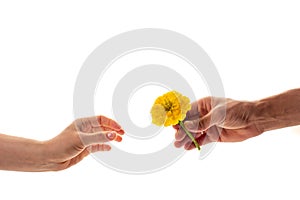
80,131 -> 116,146
184,113 -> 212,132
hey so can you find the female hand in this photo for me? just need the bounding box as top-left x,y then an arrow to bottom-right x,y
42,115 -> 124,171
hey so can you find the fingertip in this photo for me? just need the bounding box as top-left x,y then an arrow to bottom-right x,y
174,141 -> 181,148
118,129 -> 125,135
115,135 -> 123,142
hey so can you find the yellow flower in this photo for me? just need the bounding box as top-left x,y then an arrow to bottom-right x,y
150,91 -> 191,126
150,90 -> 200,150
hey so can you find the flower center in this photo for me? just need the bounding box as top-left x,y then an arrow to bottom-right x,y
164,99 -> 173,111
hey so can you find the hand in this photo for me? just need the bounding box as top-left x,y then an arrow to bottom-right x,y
43,115 -> 124,171
173,97 -> 262,150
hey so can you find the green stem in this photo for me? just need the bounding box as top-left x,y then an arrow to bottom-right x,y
179,121 -> 200,150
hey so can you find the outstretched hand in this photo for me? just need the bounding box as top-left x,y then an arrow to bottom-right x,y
173,97 -> 263,150
44,115 -> 124,170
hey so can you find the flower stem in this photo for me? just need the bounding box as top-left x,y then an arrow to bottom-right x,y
179,121 -> 200,150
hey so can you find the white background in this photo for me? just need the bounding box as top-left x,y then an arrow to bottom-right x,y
1,1 -> 300,199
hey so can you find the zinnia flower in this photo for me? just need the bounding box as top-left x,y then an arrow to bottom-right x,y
150,91 -> 200,150
151,91 -> 190,126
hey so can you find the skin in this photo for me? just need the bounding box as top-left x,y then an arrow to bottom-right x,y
1,89 -> 299,171
0,115 -> 124,171
174,88 -> 300,150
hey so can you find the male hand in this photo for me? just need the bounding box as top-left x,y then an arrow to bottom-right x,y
174,97 -> 262,150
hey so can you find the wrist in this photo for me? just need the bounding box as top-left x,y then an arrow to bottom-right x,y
33,140 -> 53,171
236,100 -> 265,134
36,140 -> 61,171
252,99 -> 272,133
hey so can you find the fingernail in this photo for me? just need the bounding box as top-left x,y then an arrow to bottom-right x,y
119,129 -> 125,134
107,132 -> 116,140
115,136 -> 122,142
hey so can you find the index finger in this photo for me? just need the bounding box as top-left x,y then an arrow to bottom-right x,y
86,115 -> 124,134
96,115 -> 121,128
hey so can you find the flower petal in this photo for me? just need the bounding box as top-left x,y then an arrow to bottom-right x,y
150,104 -> 167,126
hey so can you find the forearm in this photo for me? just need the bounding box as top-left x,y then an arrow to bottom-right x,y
254,88 -> 300,132
0,134 -> 48,172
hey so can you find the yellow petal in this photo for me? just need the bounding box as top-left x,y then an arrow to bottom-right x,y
150,104 -> 167,126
